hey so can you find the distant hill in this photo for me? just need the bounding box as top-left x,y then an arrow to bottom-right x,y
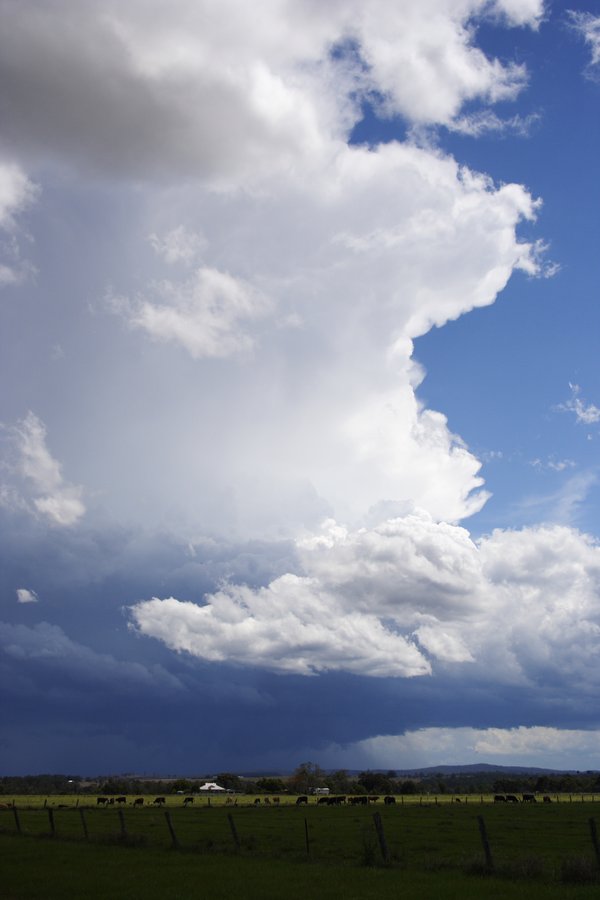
236,763 -> 593,778
345,764 -> 587,776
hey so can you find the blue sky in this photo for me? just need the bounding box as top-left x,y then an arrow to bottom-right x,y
2,0 -> 600,776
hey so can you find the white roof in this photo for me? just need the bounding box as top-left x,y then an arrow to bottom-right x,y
199,782 -> 226,791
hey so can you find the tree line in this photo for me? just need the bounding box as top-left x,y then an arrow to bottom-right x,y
2,766 -> 600,797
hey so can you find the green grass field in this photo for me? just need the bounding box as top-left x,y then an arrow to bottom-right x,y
5,831 -> 600,900
3,794 -> 600,893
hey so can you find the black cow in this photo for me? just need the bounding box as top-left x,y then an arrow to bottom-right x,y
183,797 -> 194,806
254,798 -> 261,806
543,796 -> 552,803
153,797 -> 166,805
317,796 -> 329,805
384,796 -> 396,805
133,798 -> 144,807
368,796 -> 379,804
296,796 -> 308,805
272,797 -> 280,805
506,794 -> 519,803
493,795 -> 506,803
115,796 -> 127,804
522,793 -> 536,803
96,797 -> 109,806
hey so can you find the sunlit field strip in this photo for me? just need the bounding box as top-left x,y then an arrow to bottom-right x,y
2,792 -> 600,810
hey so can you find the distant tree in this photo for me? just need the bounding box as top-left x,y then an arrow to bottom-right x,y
358,771 -> 393,794
256,777 -> 287,793
216,773 -> 244,792
399,780 -> 417,795
325,769 -> 353,794
170,779 -> 192,794
289,762 -> 325,794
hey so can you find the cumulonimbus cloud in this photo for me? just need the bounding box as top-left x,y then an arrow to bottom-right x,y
0,0 -> 543,180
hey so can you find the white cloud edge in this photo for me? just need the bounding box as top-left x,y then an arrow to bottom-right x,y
320,725 -> 600,769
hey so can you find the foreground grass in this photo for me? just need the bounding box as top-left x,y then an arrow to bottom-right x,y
2,833 -> 600,900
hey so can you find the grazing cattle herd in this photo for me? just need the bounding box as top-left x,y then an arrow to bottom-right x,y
89,791 -> 564,808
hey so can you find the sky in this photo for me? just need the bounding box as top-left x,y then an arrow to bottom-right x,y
1,0 -> 600,776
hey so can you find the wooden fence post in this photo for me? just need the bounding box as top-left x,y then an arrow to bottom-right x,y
12,806 -> 21,835
372,812 -> 390,864
477,815 -> 494,871
118,809 -> 127,839
164,810 -> 180,849
47,808 -> 55,837
304,817 -> 310,857
227,813 -> 240,852
79,808 -> 89,841
589,818 -> 600,868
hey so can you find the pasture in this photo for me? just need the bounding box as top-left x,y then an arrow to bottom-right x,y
3,793 -> 600,896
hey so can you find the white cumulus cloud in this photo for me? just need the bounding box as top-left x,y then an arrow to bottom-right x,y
131,514 -> 600,686
16,588 -> 38,604
4,412 -> 86,526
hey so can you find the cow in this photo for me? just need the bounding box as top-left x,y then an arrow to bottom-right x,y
183,797 -> 194,806
272,797 -> 280,805
254,798 -> 261,806
115,796 -> 127,805
543,796 -> 552,803
264,797 -> 271,806
384,796 -> 396,805
522,793 -> 536,803
296,796 -> 308,805
133,798 -> 144,807
493,795 -> 506,803
96,797 -> 109,806
368,796 -> 379,804
454,798 -> 462,803
350,796 -> 368,806
317,796 -> 329,805
506,795 -> 519,803
153,797 -> 166,806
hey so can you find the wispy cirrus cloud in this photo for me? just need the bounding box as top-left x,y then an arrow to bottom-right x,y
558,383 -> 600,425
568,11 -> 600,77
